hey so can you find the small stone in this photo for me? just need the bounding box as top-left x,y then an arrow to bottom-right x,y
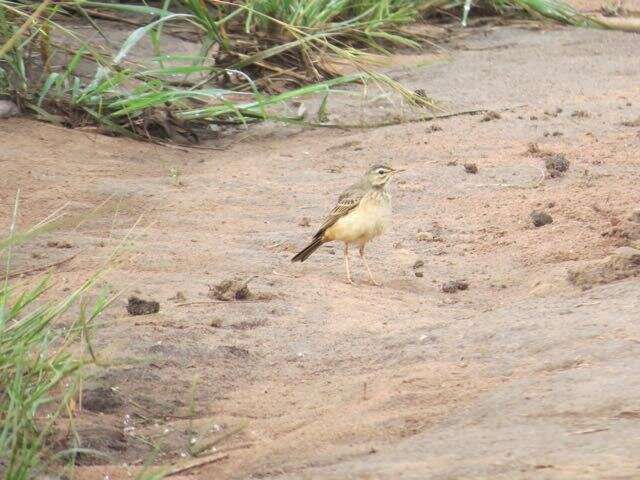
0,99 -> 19,119
298,217 -> 311,227
481,111 -> 501,122
547,201 -> 556,208
544,154 -> 570,178
441,280 -> 468,293
464,163 -> 478,174
415,271 -> 424,277
427,124 -> 442,133
446,160 -> 458,166
413,260 -> 425,269
531,210 -> 553,227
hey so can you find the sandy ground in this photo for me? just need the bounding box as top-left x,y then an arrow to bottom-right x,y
2,21 -> 640,480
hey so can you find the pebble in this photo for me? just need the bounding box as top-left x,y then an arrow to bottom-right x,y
0,99 -> 19,119
464,163 -> 478,174
442,280 -> 469,293
531,210 -> 553,228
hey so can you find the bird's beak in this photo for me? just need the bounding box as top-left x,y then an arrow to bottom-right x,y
392,168 -> 406,174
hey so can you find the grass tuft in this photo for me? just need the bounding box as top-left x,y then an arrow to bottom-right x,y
0,0 -> 598,139
0,195 -> 113,479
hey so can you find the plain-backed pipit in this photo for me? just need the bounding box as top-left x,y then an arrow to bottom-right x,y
292,164 -> 404,285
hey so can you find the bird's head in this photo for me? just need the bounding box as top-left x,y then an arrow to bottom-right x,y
365,164 -> 405,187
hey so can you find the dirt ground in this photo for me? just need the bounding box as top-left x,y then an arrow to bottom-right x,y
2,19 -> 640,480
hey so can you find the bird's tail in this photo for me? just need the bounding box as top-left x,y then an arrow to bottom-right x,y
291,237 -> 324,262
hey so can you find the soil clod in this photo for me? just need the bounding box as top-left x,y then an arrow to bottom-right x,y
621,117 -> 640,127
568,247 -> 640,287
544,154 -> 570,178
209,277 -> 254,301
531,210 -> 553,227
442,280 -> 469,293
571,110 -> 590,118
126,296 -> 160,316
464,163 -> 478,174
481,111 -> 501,122
82,387 -> 124,413
47,240 -> 73,249
413,260 -> 425,269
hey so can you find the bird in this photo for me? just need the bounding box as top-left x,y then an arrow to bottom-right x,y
291,164 -> 404,285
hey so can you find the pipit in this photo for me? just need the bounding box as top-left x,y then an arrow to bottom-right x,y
292,164 -> 404,285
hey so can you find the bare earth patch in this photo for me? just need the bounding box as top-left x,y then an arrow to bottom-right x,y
2,23 -> 640,480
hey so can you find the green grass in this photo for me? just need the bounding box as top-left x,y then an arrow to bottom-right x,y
0,196 -> 113,479
0,0 -> 596,139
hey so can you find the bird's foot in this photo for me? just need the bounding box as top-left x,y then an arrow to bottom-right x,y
345,276 -> 357,286
367,278 -> 381,287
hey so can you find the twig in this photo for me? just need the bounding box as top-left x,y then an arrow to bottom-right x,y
166,453 -> 229,476
568,427 -> 609,435
8,250 -> 83,278
0,0 -> 52,58
282,106 -> 525,130
304,112 -> 480,130
176,299 -> 267,307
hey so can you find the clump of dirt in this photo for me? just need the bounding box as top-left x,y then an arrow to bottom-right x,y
568,247 -> 640,287
544,154 -> 570,178
481,111 -> 501,122
427,124 -> 442,133
442,280 -> 469,293
126,296 -> 160,315
621,117 -> 640,127
543,131 -> 563,137
531,210 -> 553,227
464,163 -> 478,174
47,240 -> 73,248
82,387 -> 124,413
571,110 -> 590,118
209,277 -> 254,301
544,107 -> 563,117
413,260 -> 425,278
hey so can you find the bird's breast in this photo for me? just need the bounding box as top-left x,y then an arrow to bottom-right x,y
326,190 -> 391,244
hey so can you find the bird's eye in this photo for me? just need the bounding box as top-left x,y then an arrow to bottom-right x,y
378,169 -> 385,175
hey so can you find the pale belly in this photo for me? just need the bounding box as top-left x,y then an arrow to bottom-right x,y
325,195 -> 391,245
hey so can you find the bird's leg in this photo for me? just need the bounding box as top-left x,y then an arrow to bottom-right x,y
344,243 -> 355,285
359,244 -> 380,286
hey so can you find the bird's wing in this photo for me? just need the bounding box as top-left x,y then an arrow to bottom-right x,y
313,183 -> 365,239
